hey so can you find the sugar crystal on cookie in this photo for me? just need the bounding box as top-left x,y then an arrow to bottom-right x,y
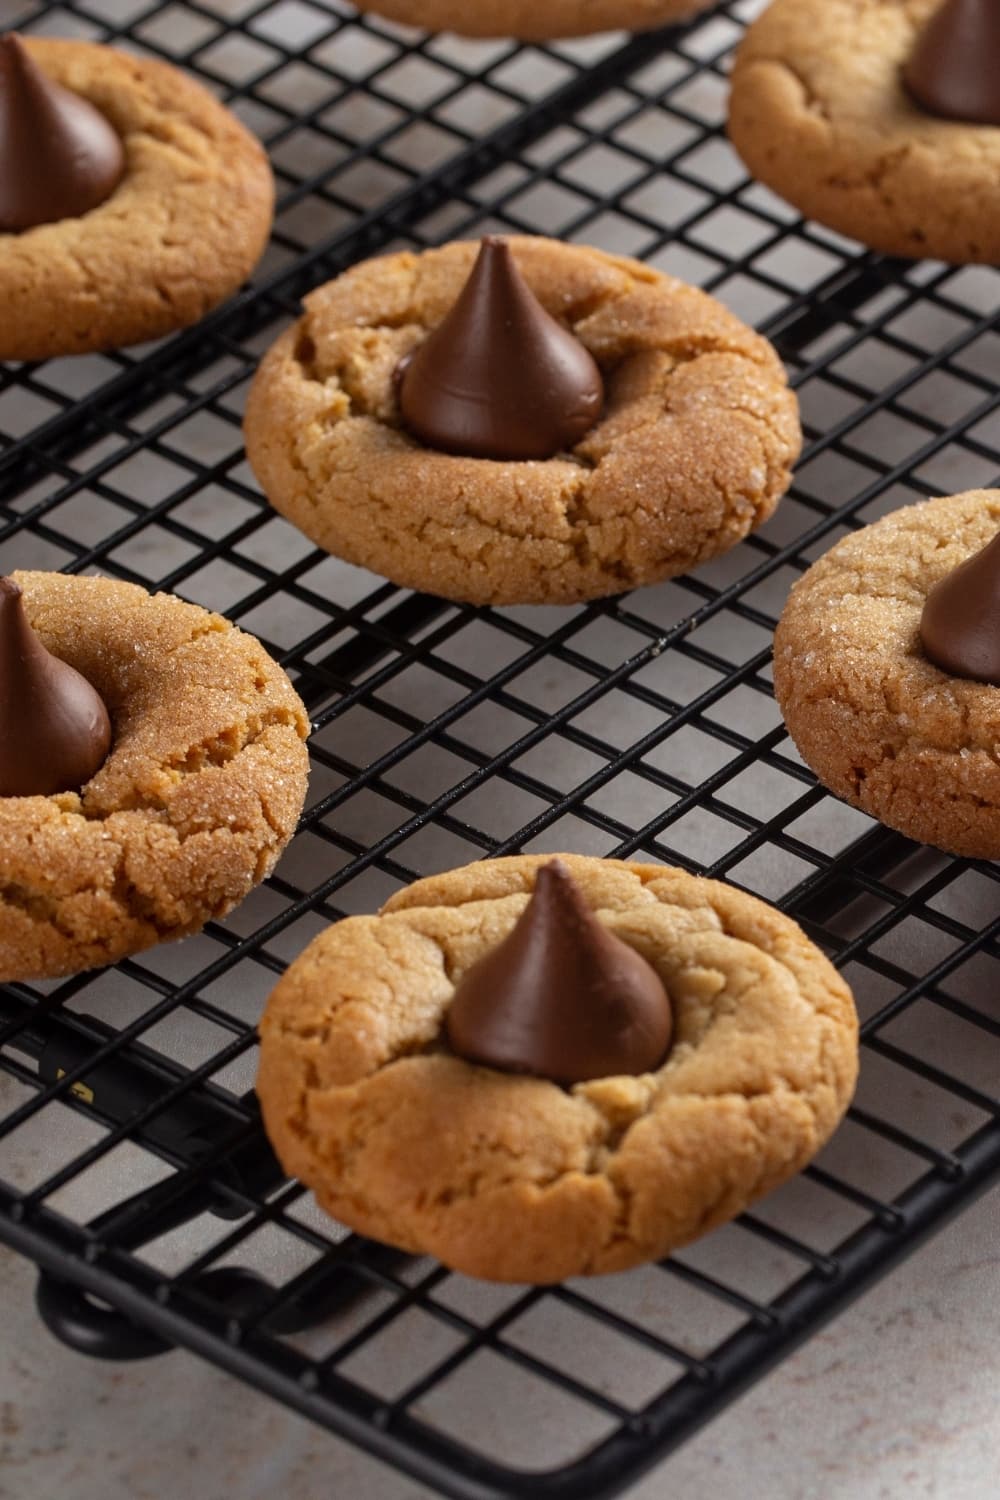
0,32 -> 125,232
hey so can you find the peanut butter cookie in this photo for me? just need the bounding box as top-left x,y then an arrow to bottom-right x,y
0,37 -> 274,361
244,237 -> 801,606
350,0 -> 714,38
257,854 -> 858,1283
729,0 -> 1000,263
0,572 -> 309,981
774,490 -> 1000,858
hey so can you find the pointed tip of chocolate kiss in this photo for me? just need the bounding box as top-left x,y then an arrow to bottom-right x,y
397,236 -> 604,462
444,857 -> 673,1085
902,0 -> 1000,126
920,529 -> 1000,684
0,30 -> 126,232
532,855 -> 595,923
0,575 -> 112,797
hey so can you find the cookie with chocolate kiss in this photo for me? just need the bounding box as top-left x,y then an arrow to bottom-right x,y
245,236 -> 800,606
775,490 -> 1000,859
729,0 -> 1000,264
258,853 -> 858,1283
0,36 -> 274,360
0,572 -> 309,982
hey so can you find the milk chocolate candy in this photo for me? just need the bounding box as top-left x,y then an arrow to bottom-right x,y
0,576 -> 112,796
920,529 -> 1000,684
398,237 -> 604,461
903,0 -> 1000,126
445,858 -> 673,1084
0,33 -> 125,232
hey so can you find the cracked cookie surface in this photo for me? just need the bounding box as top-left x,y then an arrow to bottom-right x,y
349,0 -> 714,40
244,237 -> 800,606
0,572 -> 309,981
775,490 -> 1000,858
257,854 -> 857,1283
0,39 -> 273,361
728,0 -> 1000,263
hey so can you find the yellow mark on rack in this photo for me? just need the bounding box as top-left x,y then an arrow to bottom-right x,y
55,1068 -> 95,1106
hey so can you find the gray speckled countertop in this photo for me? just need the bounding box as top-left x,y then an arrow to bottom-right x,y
4,1188 -> 999,1500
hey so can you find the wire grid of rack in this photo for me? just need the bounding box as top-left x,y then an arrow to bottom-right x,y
2,0 -> 1000,1495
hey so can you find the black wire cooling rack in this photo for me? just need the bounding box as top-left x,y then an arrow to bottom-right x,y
3,0 -> 1000,1495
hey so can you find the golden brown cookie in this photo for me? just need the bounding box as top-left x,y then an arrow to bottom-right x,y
350,0 -> 714,39
0,572 -> 309,981
244,237 -> 801,607
774,490 -> 1000,858
728,0 -> 1000,263
0,38 -> 274,361
257,854 -> 858,1283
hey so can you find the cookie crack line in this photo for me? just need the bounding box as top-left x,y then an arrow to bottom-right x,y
87,705 -> 305,823
0,881 -> 88,941
0,831 -> 169,945
766,56 -> 833,125
591,1103 -> 787,1265
286,1071 -> 831,1270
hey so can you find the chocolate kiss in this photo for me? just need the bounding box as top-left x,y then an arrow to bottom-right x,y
0,33 -> 125,233
920,530 -> 1000,684
902,0 -> 1000,125
0,577 -> 112,796
444,859 -> 673,1085
398,237 -> 605,461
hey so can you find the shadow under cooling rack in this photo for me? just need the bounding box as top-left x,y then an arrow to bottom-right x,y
3,1 -> 1000,1498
